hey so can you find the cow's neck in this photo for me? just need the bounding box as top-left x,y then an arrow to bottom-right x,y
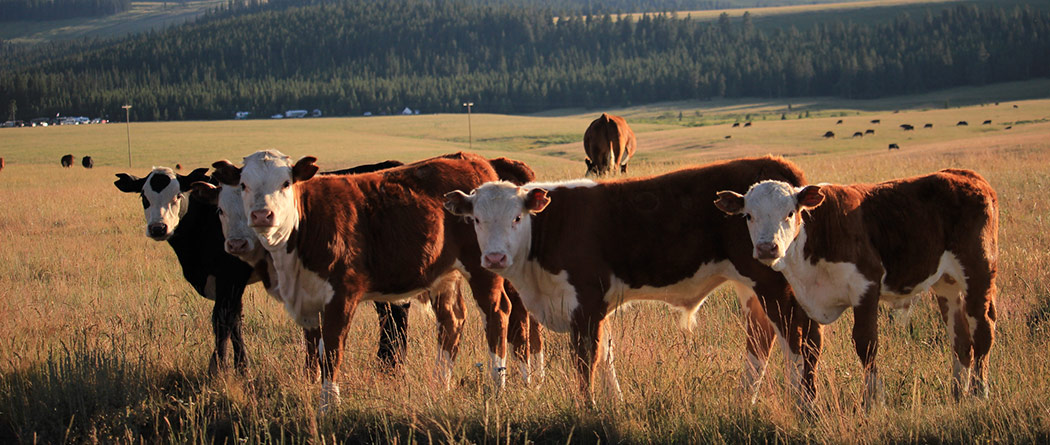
166,195 -> 216,294
261,222 -> 333,329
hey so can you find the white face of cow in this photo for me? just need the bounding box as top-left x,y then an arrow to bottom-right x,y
114,167 -> 204,241
714,180 -> 824,271
444,182 -> 550,271
192,180 -> 264,264
237,150 -> 318,249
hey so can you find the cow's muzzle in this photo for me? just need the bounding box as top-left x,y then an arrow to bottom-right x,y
482,252 -> 509,270
754,242 -> 780,261
250,209 -> 275,227
148,223 -> 170,240
225,238 -> 252,255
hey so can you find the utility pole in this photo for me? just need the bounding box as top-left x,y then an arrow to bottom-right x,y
462,101 -> 474,150
122,104 -> 132,167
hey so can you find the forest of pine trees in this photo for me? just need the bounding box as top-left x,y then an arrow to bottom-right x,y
1,0 -> 1048,121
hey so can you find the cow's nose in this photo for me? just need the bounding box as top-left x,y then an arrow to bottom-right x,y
250,210 -> 274,226
755,242 -> 779,260
148,223 -> 168,238
226,238 -> 250,254
483,253 -> 508,269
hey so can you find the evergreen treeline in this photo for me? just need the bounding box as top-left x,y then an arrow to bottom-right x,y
0,0 -> 131,22
2,1 -> 1048,121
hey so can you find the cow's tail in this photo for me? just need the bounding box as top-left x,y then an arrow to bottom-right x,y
489,157 -> 536,185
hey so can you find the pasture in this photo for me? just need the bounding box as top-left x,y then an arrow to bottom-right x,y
2,86 -> 1050,443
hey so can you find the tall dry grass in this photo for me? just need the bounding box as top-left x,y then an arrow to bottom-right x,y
2,103 -> 1050,443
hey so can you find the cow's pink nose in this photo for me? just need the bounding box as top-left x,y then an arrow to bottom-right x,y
484,253 -> 508,269
755,242 -> 779,260
226,238 -> 250,254
250,210 -> 274,226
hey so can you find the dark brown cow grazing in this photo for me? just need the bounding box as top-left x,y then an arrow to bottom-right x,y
871,119 -> 881,124
865,129 -> 875,135
732,122 -> 740,128
583,113 -> 636,176
446,157 -> 822,408
983,120 -> 992,125
716,169 -> 998,407
852,132 -> 863,138
836,119 -> 843,124
888,143 -> 900,150
900,124 -> 914,131
61,154 -> 74,168
82,156 -> 94,168
924,123 -> 933,129
958,121 -> 969,126
744,122 -> 752,127
823,131 -> 835,138
225,150 -> 542,413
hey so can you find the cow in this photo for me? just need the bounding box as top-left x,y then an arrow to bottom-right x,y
958,121 -> 969,126
924,123 -> 933,129
193,160 -> 418,371
444,156 -> 822,408
823,131 -> 835,138
222,150 -> 543,412
865,129 -> 875,135
583,113 -> 636,176
983,120 -> 992,125
871,119 -> 881,124
900,124 -> 914,131
836,119 -> 843,124
714,169 -> 998,407
725,135 -> 732,139
61,154 -> 74,168
82,156 -> 94,169
888,143 -> 900,150
732,122 -> 740,128
114,167 -> 256,374
744,122 -> 752,127
0,157 -> 4,173
176,163 -> 183,171
1005,126 -> 1013,130
852,132 -> 863,138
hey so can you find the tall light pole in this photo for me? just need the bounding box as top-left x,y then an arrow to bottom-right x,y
462,101 -> 474,150
122,104 -> 132,167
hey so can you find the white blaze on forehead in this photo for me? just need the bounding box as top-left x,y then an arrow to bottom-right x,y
467,182 -> 533,268
239,149 -> 298,248
741,180 -> 803,267
142,167 -> 188,237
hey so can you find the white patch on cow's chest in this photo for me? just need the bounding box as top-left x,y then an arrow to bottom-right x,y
505,265 -> 579,333
781,231 -> 873,324
269,247 -> 335,328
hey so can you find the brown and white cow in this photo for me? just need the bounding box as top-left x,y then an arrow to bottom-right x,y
583,113 -> 636,176
445,156 -> 822,406
221,150 -> 542,412
715,169 -> 998,405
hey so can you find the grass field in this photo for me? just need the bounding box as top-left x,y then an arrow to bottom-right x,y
2,83 -> 1050,443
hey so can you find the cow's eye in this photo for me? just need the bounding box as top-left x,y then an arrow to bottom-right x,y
787,211 -> 794,219
282,181 -> 291,189
514,215 -> 522,224
744,214 -> 752,221
240,183 -> 247,191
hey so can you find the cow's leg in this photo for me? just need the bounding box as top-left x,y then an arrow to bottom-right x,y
468,273 -> 510,390
934,289 -> 973,400
318,294 -> 360,414
598,333 -> 623,401
207,279 -> 245,375
225,283 -> 248,374
964,270 -> 996,399
207,297 -> 231,375
303,328 -> 321,383
375,300 -> 410,371
569,308 -> 606,403
852,292 -> 883,409
528,315 -> 545,384
732,283 -> 776,405
754,279 -> 822,414
506,281 -> 543,386
432,276 -> 467,390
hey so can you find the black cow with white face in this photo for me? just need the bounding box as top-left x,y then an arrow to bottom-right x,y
115,166 -> 256,374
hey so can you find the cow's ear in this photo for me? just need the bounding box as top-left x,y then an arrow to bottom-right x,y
524,188 -> 550,214
114,173 -> 145,193
443,190 -> 473,216
714,190 -> 746,215
177,168 -> 210,191
190,181 -> 220,204
796,185 -> 825,209
293,156 -> 319,182
211,160 -> 242,185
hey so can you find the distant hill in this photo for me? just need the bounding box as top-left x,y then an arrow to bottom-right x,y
2,0 -> 1048,122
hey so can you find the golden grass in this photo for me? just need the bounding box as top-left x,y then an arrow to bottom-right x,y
2,93 -> 1050,443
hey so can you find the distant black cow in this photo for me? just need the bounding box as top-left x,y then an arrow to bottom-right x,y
983,120 -> 992,125
823,131 -> 835,138
900,124 -> 914,131
1013,105 -> 1019,108
837,119 -> 843,124
924,123 -> 933,129
852,132 -> 863,138
888,143 -> 900,150
957,121 -> 969,126
732,122 -> 740,128
871,119 -> 881,124
744,122 -> 752,127
61,154 -> 74,168
725,135 -> 732,139
82,156 -> 94,168
1005,126 -> 1013,130
865,129 -> 875,135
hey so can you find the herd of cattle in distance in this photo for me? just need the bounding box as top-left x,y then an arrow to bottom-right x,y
110,113 -> 998,415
